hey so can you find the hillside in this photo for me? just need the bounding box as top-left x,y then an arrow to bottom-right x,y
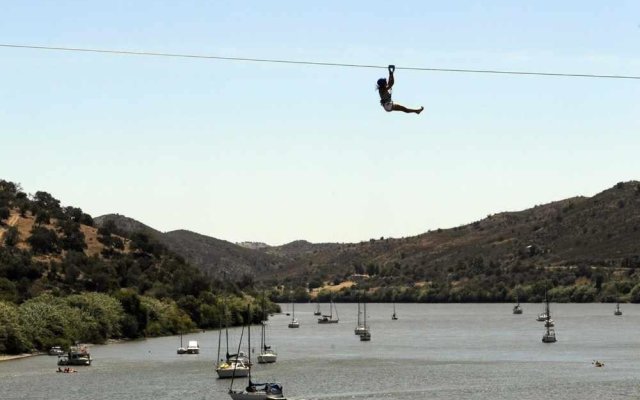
0,180 -> 274,355
88,181 -> 640,304
11,179 -> 640,305
94,215 -> 286,279
265,181 -> 640,303
279,182 -> 640,271
163,230 -> 284,278
1,209 -> 129,261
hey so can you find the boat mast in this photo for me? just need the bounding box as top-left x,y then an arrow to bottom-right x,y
217,317 -> 222,364
261,293 -> 269,351
225,298 -> 230,360
357,295 -> 361,327
228,321 -> 245,393
363,301 -> 367,329
247,305 -> 252,383
329,295 -> 333,319
545,291 -> 551,335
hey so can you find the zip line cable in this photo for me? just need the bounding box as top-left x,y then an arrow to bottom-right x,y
1,43 -> 639,81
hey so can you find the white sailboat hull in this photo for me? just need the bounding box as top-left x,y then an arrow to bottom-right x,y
257,352 -> 277,363
217,364 -> 250,379
229,391 -> 285,400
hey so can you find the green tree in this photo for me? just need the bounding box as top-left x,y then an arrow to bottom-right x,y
0,278 -> 19,303
34,210 -> 50,226
4,226 -> 19,247
114,289 -> 148,338
308,278 -> 322,290
0,301 -> 31,354
0,207 -> 9,223
27,226 -> 60,254
63,206 -> 83,223
629,283 -> 640,303
57,220 -> 87,252
66,293 -> 124,340
97,219 -> 117,237
18,296 -> 71,350
140,296 -> 194,337
33,191 -> 61,212
79,213 -> 94,226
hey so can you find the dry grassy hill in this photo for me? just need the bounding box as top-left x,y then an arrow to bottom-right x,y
262,181 -> 640,289
0,209 -> 130,261
83,181 -> 640,302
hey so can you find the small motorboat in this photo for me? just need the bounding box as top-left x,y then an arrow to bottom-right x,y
48,346 -> 65,356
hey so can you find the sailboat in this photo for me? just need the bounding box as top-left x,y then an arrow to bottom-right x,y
229,307 -> 286,400
288,302 -> 300,328
512,293 -> 523,315
313,299 -> 321,316
614,302 -> 622,316
354,296 -> 366,335
177,332 -> 187,354
360,301 -> 371,341
317,297 -> 339,324
392,301 -> 398,320
216,300 -> 250,378
541,291 -> 557,343
536,298 -> 547,322
258,296 -> 277,363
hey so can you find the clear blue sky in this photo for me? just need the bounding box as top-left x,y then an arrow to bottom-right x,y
1,1 -> 638,245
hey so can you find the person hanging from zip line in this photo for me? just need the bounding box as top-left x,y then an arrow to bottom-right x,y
377,65 -> 423,114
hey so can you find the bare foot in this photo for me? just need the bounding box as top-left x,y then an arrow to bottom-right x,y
416,106 -> 424,115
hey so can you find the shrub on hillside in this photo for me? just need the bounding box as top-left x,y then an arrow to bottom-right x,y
27,226 -> 60,254
3,226 -> 19,247
0,207 -> 9,223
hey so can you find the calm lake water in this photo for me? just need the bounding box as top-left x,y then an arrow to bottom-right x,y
2,303 -> 639,400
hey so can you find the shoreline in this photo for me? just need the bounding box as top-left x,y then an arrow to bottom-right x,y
0,353 -> 39,362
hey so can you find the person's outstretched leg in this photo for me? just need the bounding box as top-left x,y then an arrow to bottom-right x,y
393,104 -> 424,114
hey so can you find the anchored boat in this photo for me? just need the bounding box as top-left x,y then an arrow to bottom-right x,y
57,345 -> 92,366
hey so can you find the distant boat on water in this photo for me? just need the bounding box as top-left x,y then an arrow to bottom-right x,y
258,296 -> 278,363
57,345 -> 92,366
354,297 -> 366,335
287,302 -> 300,329
177,333 -> 187,354
513,303 -> 523,314
48,346 -> 65,356
360,302 -> 371,342
536,300 -> 547,321
318,298 -> 339,324
614,303 -> 622,316
314,300 -> 321,316
512,294 -> 523,314
541,291 -> 556,343
186,340 -> 199,354
392,301 -> 398,320
216,299 -> 250,379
